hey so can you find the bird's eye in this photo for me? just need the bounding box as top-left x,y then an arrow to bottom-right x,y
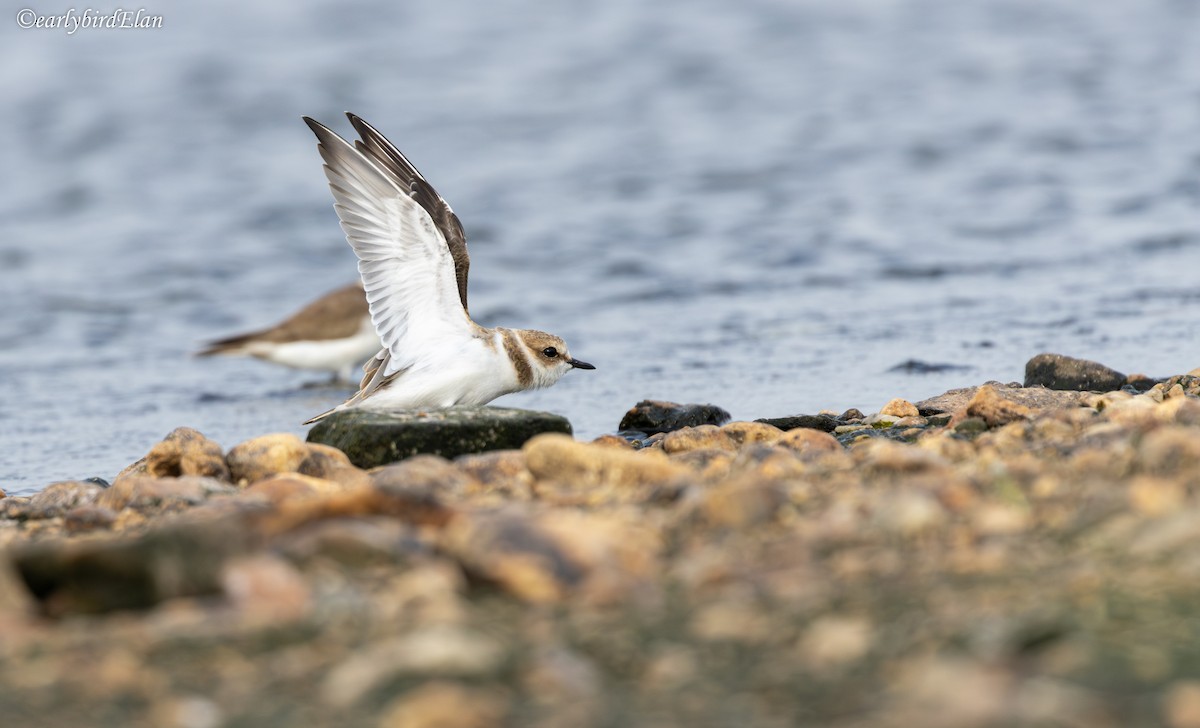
542,347 -> 558,358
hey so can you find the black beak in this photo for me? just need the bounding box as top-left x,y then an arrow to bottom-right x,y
568,358 -> 595,370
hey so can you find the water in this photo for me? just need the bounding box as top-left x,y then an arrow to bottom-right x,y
2,0 -> 1198,493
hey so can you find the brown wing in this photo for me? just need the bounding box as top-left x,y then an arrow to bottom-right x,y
198,281 -> 368,354
345,113 -> 471,315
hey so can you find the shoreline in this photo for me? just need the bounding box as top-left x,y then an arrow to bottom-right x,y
2,354 -> 1200,725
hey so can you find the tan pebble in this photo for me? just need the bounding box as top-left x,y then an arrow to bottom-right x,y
966,384 -> 1035,427
891,657 -> 1011,725
1166,383 -> 1187,399
455,450 -> 534,500
220,554 -> 312,622
298,443 -> 353,480
322,626 -> 505,707
662,425 -> 736,454
668,447 -> 734,481
1129,476 -> 1185,517
776,428 -> 842,458
63,504 -> 118,534
880,398 -> 920,418
524,433 -> 688,489
876,491 -> 947,534
150,695 -> 223,728
371,455 -> 480,499
730,444 -> 807,481
1137,426 -> 1200,475
972,504 -> 1031,536
226,433 -> 310,485
520,647 -> 602,725
0,556 -> 35,615
690,599 -> 774,643
642,646 -> 699,690
855,439 -> 949,473
699,478 -> 785,529
1165,680 -> 1200,728
17,480 -> 104,517
242,474 -> 346,503
925,477 -> 974,514
720,421 -> 784,446
378,681 -> 509,728
96,475 -> 229,511
799,616 -> 873,668
590,434 -> 634,449
127,426 -> 230,482
1160,396 -> 1200,426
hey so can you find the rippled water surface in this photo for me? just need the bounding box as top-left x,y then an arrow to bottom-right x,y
3,0 -> 1199,492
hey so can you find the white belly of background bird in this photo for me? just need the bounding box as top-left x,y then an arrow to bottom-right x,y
302,113 -> 594,424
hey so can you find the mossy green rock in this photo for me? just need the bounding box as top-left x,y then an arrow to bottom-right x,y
306,406 -> 573,469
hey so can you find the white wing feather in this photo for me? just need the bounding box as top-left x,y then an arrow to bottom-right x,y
306,119 -> 476,378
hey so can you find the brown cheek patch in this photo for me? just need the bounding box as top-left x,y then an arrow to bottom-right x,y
502,329 -> 533,388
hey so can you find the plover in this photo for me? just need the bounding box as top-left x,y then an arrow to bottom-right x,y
197,281 -> 381,382
301,113 -> 594,424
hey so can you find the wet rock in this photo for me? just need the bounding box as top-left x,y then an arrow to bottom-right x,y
966,384 -> 1036,427
754,413 -> 839,432
662,424 -> 736,454
1,480 -> 103,520
11,515 -> 258,615
378,681 -> 510,728
915,382 -> 1088,416
617,399 -> 730,434
1025,353 -> 1127,392
226,433 -> 311,485
308,406 -> 572,469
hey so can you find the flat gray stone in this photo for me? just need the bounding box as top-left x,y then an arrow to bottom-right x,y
914,381 -> 1089,416
306,406 -> 573,469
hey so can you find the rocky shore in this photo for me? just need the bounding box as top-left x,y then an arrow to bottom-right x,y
3,354 -> 1200,727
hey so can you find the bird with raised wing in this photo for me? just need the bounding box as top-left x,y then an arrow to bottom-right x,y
301,113 -> 594,424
